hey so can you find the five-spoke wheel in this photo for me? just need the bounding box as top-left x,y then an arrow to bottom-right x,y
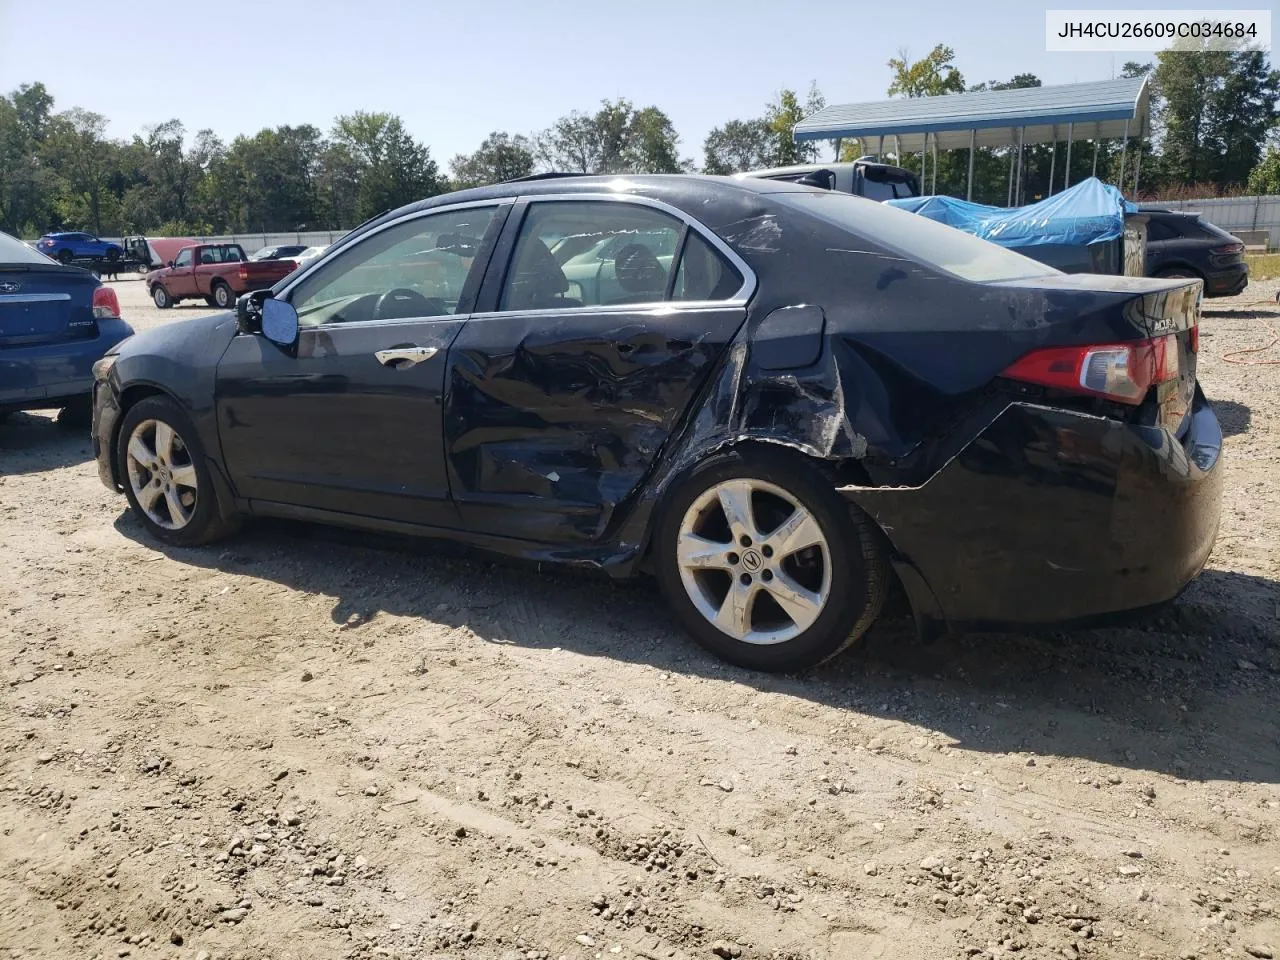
677,478 -> 831,646
125,418 -> 199,530
656,446 -> 887,672
115,396 -> 238,546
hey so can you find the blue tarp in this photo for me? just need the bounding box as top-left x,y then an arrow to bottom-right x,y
886,177 -> 1136,248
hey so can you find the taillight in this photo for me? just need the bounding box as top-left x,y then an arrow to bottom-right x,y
238,266 -> 249,283
1002,335 -> 1179,405
92,285 -> 120,319
1211,242 -> 1243,256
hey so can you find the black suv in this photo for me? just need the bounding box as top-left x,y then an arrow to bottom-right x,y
1141,208 -> 1248,297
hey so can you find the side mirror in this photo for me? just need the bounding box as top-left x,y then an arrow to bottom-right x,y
166,260 -> 173,268
261,297 -> 299,350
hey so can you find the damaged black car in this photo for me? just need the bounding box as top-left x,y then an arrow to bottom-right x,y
91,175 -> 1222,672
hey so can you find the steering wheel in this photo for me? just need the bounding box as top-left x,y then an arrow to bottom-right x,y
374,287 -> 436,321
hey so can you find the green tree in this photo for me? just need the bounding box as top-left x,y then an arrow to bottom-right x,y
1155,38 -> 1280,189
1248,147 -> 1280,193
331,111 -> 441,220
449,131 -> 535,189
0,83 -> 61,235
887,44 -> 966,98
626,106 -> 682,173
702,118 -> 775,174
44,108 -> 114,234
214,125 -> 323,231
535,99 -> 682,174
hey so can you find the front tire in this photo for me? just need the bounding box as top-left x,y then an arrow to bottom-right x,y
654,446 -> 887,672
152,284 -> 172,309
116,396 -> 237,546
211,281 -> 233,309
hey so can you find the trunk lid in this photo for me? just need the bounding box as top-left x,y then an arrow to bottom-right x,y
998,273 -> 1201,434
0,263 -> 100,349
1131,276 -> 1201,435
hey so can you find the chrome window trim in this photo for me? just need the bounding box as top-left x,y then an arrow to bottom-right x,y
275,191 -> 757,312
275,198 -> 512,303
503,192 -> 756,309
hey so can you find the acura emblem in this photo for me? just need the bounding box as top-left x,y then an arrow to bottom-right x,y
0,280 -> 20,294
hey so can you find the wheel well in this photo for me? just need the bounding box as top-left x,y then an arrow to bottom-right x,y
637,440 -> 874,563
1155,262 -> 1203,280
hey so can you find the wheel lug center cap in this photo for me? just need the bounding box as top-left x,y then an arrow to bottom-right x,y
741,549 -> 763,572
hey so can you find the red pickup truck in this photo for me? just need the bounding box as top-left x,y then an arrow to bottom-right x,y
146,243 -> 297,310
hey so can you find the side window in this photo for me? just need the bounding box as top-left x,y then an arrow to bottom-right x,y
672,232 -> 744,302
500,201 -> 683,311
859,178 -> 896,202
1146,219 -> 1175,242
288,206 -> 498,326
173,248 -> 193,268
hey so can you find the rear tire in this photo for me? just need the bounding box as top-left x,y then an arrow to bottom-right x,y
211,281 -> 234,309
654,446 -> 887,672
152,284 -> 172,309
57,249 -> 74,264
105,247 -> 120,261
116,395 -> 238,547
1156,267 -> 1200,281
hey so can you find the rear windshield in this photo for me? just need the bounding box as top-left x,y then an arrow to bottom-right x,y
776,192 -> 1059,283
0,231 -> 56,265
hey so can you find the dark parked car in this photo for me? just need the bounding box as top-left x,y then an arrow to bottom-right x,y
2,230 -> 133,422
1140,207 -> 1248,297
250,244 -> 309,262
91,176 -> 1221,672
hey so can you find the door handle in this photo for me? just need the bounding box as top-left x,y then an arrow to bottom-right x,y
374,346 -> 438,367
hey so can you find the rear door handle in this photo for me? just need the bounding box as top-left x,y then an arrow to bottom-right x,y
374,346 -> 438,367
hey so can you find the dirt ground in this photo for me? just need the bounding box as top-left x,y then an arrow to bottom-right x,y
2,276 -> 1279,960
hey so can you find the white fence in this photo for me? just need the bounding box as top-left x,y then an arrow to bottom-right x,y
1146,195 -> 1280,249
105,230 -> 349,252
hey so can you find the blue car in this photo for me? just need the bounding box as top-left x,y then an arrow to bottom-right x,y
1,230 -> 134,421
36,231 -> 124,264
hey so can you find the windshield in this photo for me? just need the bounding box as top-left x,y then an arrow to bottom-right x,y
777,192 -> 1059,283
1,230 -> 57,265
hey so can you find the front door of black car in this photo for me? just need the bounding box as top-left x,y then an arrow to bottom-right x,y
445,197 -> 752,545
214,203 -> 508,527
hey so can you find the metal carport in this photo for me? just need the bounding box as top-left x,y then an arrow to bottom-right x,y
793,76 -> 1150,202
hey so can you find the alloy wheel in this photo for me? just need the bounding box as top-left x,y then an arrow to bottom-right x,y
124,418 -> 199,529
676,478 -> 832,645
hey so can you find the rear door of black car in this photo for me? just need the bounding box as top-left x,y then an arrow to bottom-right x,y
444,196 -> 753,546
214,202 -> 509,527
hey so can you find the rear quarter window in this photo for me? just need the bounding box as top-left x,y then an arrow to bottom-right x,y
776,192 -> 1059,283
0,232 -> 56,264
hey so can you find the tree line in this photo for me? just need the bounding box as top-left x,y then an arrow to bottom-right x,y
1,37 -> 1276,239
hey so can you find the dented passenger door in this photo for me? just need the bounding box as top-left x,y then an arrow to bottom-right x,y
444,196 -> 753,546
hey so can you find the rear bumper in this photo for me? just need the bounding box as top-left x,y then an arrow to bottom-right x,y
0,318 -> 134,409
1204,263 -> 1247,297
844,391 -> 1223,629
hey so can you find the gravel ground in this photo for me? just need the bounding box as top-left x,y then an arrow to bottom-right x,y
1,277 -> 1278,960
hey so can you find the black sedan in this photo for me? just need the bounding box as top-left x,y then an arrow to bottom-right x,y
1141,207 -> 1248,297
91,175 -> 1222,672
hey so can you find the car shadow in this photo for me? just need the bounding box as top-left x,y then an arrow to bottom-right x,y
112,513 -> 1280,786
0,410 -> 95,474
1211,398 -> 1252,437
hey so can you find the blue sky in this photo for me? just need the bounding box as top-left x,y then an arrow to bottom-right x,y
0,0 -> 1249,166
